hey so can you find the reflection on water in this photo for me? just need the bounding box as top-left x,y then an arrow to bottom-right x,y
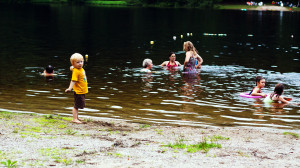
0,5 -> 299,129
0,64 -> 299,129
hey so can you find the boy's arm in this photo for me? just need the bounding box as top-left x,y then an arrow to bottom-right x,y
65,81 -> 76,92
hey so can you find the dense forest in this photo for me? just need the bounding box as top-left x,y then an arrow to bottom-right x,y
0,0 -> 299,8
0,0 -> 222,8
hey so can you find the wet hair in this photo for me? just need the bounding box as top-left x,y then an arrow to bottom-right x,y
255,76 -> 265,86
169,52 -> 175,57
70,53 -> 84,65
270,83 -> 284,98
183,41 -> 198,56
142,58 -> 152,68
45,65 -> 54,73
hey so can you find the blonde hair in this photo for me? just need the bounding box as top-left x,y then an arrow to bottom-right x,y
142,58 -> 152,68
183,41 -> 198,56
70,53 -> 84,65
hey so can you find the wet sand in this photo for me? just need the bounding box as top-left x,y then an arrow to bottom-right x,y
0,112 -> 299,167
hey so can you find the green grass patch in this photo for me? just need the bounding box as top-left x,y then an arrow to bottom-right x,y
24,126 -> 42,133
0,151 -> 8,160
165,137 -> 221,153
139,124 -> 151,128
154,129 -> 163,135
0,111 -> 16,120
40,147 -> 73,163
283,132 -> 299,138
291,7 -> 300,11
86,0 -> 127,5
104,152 -> 124,157
210,135 -> 230,141
215,4 -> 257,10
33,116 -> 66,128
65,129 -> 77,135
20,132 -> 42,138
1,159 -> 17,168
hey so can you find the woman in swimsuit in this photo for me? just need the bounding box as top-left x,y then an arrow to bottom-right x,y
183,41 -> 203,73
160,52 -> 181,69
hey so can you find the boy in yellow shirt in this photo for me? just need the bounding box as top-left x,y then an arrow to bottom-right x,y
65,53 -> 88,124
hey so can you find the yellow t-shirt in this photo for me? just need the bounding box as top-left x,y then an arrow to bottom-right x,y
72,68 -> 88,94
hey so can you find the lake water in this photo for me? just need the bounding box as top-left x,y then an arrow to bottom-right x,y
0,4 -> 299,129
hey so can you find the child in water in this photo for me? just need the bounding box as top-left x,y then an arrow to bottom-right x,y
41,65 -> 55,77
141,58 -> 153,73
249,76 -> 266,97
65,53 -> 88,124
264,83 -> 289,104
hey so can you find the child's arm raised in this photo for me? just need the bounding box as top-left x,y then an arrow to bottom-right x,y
65,81 -> 76,92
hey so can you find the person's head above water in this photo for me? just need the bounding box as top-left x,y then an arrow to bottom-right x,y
255,76 -> 265,88
142,58 -> 153,69
169,52 -> 176,62
45,65 -> 54,74
274,83 -> 284,96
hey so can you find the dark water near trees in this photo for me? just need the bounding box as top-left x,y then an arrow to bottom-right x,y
0,4 -> 299,129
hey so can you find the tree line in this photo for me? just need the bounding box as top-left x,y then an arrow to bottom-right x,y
126,0 -> 223,8
0,0 -> 223,8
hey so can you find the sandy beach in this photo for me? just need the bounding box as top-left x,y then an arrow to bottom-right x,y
249,5 -> 290,11
0,111 -> 299,167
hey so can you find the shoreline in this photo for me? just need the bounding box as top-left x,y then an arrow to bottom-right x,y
1,111 -> 299,167
1,2 -> 299,11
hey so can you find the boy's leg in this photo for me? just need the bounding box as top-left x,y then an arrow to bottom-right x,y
72,107 -> 82,124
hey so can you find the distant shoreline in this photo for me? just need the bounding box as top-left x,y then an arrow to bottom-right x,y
1,1 -> 299,11
216,4 -> 300,12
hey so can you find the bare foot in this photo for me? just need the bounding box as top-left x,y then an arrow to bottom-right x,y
78,118 -> 83,121
72,119 -> 82,124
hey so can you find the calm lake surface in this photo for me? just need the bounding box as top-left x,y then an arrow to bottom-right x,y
0,4 -> 299,129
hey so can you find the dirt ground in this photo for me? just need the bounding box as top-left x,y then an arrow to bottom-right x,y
0,112 -> 299,167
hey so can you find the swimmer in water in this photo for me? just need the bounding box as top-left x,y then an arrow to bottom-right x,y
160,52 -> 181,69
141,58 -> 153,73
249,76 -> 266,97
41,65 -> 56,77
264,83 -> 291,104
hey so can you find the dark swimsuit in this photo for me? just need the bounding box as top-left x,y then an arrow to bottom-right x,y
249,87 -> 261,95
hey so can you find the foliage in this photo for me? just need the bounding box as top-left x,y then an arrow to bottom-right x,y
165,137 -> 221,153
0,0 -> 223,8
283,132 -> 299,138
139,124 -> 151,128
1,160 -> 17,168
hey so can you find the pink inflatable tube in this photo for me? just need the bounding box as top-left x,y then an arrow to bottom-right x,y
240,92 -> 263,98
